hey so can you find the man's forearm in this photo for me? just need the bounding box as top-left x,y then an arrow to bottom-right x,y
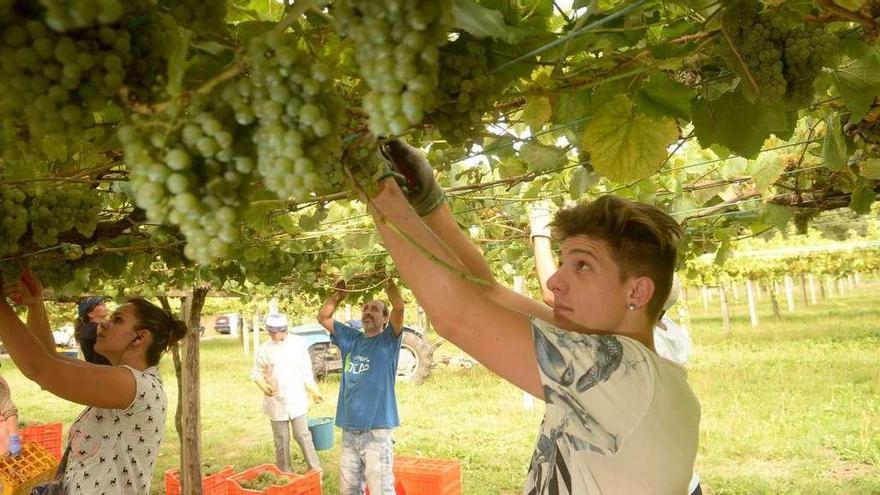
305,379 -> 321,398
422,204 -> 493,284
317,292 -> 344,323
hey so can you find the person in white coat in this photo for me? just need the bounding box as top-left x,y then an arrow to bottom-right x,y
251,313 -> 324,475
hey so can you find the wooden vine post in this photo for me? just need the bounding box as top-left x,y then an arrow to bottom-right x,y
799,273 -> 809,306
719,283 -> 731,333
180,286 -> 209,495
745,279 -> 759,328
768,282 -> 781,320
807,274 -> 818,304
784,275 -> 796,313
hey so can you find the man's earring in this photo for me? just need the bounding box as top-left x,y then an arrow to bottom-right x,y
627,303 -> 637,311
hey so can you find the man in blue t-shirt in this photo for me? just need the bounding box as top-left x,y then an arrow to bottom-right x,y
317,279 -> 404,495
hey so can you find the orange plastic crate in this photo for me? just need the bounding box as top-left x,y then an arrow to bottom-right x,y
289,469 -> 321,495
226,464 -> 322,495
364,479 -> 406,495
394,456 -> 460,495
19,422 -> 63,460
0,443 -> 60,495
165,465 -> 235,495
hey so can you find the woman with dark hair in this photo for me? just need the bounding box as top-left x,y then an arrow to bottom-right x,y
0,272 -> 187,494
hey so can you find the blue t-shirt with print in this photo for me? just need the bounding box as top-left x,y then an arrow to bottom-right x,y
331,320 -> 402,430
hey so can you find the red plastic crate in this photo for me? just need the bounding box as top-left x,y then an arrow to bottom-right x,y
394,456 -> 460,495
226,464 -> 322,495
165,465 -> 234,495
19,422 -> 63,460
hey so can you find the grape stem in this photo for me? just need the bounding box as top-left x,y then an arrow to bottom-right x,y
813,0 -> 875,31
118,59 -> 247,115
719,24 -> 759,94
272,0 -> 320,35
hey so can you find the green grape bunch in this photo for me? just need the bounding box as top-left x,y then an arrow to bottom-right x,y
241,31 -> 345,201
28,257 -> 92,296
37,0 -> 128,32
335,0 -> 452,136
28,185 -> 103,247
429,36 -> 502,147
0,17 -> 133,156
239,471 -> 290,490
721,0 -> 839,106
0,185 -> 27,256
119,95 -> 254,265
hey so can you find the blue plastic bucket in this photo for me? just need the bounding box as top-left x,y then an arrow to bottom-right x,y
308,417 -> 334,451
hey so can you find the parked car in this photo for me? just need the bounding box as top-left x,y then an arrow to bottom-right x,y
214,314 -> 238,334
290,322 -> 438,384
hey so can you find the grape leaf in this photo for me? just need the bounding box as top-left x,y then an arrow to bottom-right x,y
569,166 -> 594,200
751,150 -> 786,193
822,113 -> 850,170
552,89 -> 592,130
634,73 -> 694,121
580,94 -> 679,182
100,254 -> 126,278
691,89 -> 794,158
522,96 -> 553,131
850,184 -> 875,214
859,158 -> 880,179
759,204 -> 792,232
520,143 -> 565,173
831,51 -> 880,121
452,0 -> 533,43
714,239 -> 732,265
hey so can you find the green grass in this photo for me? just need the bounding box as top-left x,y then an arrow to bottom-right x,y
3,285 -> 879,494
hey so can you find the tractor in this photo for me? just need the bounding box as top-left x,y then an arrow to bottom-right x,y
290,321 -> 438,384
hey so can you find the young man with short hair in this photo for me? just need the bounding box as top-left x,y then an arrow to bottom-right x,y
364,140 -> 700,494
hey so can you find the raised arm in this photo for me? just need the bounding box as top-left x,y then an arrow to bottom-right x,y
316,280 -> 347,334
0,281 -> 136,410
529,203 -> 557,307
381,140 -> 554,322
3,273 -> 54,353
385,279 -> 404,337
365,178 -> 543,397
